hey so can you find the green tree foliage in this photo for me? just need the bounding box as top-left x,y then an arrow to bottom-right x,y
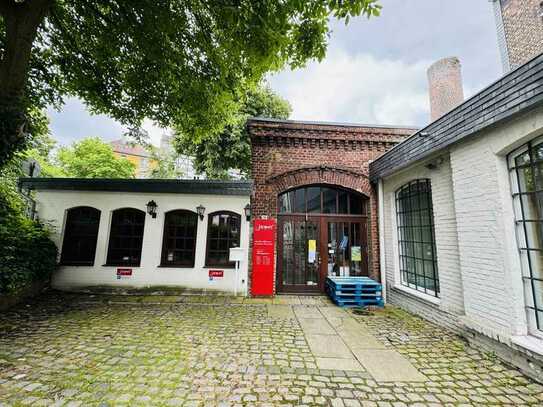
0,0 -> 381,167
56,137 -> 136,178
148,148 -> 184,179
176,84 -> 292,178
0,182 -> 57,294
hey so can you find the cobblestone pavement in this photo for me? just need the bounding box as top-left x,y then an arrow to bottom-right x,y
0,292 -> 542,406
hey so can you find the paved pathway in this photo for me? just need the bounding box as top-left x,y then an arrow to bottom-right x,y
0,292 -> 542,406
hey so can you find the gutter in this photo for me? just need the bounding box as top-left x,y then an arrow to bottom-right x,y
378,178 -> 387,303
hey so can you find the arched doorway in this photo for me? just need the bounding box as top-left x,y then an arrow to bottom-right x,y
276,185 -> 369,294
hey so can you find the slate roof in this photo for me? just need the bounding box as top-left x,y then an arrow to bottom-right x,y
369,52 -> 543,182
18,178 -> 252,196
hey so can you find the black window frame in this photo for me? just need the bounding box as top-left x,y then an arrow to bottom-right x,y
278,185 -> 367,216
508,138 -> 543,333
60,206 -> 101,266
105,208 -> 146,267
205,211 -> 241,268
160,210 -> 198,268
395,179 -> 440,297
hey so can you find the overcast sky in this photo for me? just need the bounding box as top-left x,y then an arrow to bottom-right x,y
48,0 -> 502,147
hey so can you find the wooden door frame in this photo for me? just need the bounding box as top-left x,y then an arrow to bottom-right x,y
276,214 -> 368,294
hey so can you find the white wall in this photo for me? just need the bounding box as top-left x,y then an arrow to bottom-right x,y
449,106 -> 543,343
35,190 -> 250,295
381,153 -> 464,329
380,105 -> 543,353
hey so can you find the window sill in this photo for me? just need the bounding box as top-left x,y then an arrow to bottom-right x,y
102,264 -> 140,268
157,264 -> 195,269
392,284 -> 441,306
511,335 -> 543,357
204,265 -> 236,269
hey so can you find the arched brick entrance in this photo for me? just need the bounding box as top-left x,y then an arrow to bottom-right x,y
248,118 -> 416,295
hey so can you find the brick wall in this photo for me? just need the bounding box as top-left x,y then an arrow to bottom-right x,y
500,0 -> 543,70
427,57 -> 464,122
249,119 -> 416,295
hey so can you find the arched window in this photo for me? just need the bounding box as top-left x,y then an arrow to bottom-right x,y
278,185 -> 367,215
106,208 -> 146,266
396,179 -> 439,297
60,206 -> 101,265
160,210 -> 198,267
205,211 -> 241,267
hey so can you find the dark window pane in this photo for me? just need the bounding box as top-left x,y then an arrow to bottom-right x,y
61,207 -> 101,265
322,188 -> 337,214
350,195 -> 363,215
395,179 -> 439,296
337,190 -> 349,213
306,187 -> 321,213
106,208 -> 145,266
160,210 -> 198,266
206,212 -> 241,266
294,189 -> 306,213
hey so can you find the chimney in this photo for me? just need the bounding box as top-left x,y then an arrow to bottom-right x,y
427,57 -> 464,122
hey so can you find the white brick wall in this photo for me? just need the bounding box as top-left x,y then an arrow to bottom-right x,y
380,105 -> 543,351
382,153 -> 464,324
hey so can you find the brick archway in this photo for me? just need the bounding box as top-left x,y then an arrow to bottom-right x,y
266,165 -> 372,198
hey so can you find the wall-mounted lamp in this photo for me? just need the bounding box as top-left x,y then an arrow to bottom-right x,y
244,203 -> 251,221
146,200 -> 158,218
196,204 -> 205,220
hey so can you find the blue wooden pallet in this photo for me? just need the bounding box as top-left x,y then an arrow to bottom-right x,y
326,276 -> 382,291
326,276 -> 384,308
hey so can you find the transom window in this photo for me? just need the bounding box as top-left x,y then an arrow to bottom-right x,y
160,210 -> 198,267
395,179 -> 439,297
508,137 -> 543,334
205,211 -> 241,267
106,208 -> 146,266
278,185 -> 366,215
60,206 -> 101,266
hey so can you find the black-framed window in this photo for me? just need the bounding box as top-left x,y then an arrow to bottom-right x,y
205,211 -> 241,267
60,206 -> 101,266
395,179 -> 439,297
278,185 -> 367,215
160,210 -> 198,267
106,208 -> 146,266
508,138 -> 543,333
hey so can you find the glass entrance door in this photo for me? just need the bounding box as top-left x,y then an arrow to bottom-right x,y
325,218 -> 368,278
277,216 -> 321,293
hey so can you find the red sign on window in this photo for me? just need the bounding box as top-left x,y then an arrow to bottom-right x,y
251,219 -> 276,296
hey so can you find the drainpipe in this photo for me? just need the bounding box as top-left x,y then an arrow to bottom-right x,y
377,178 -> 387,304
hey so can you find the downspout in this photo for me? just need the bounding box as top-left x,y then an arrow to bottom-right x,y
377,178 -> 387,303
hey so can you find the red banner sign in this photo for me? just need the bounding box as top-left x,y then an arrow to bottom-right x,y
251,219 -> 276,296
116,268 -> 132,279
208,270 -> 224,278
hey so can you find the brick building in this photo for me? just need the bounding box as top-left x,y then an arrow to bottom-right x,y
492,0 -> 543,71
249,118 -> 416,294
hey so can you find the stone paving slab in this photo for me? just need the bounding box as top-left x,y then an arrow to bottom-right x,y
297,317 -> 336,334
305,334 -> 353,358
293,305 -> 324,319
351,349 -> 428,382
315,357 -> 365,371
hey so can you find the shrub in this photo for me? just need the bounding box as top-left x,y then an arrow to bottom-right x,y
0,183 -> 57,294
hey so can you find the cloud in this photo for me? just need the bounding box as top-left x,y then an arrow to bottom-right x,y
269,49 -> 431,127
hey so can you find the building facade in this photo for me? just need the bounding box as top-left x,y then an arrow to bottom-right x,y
19,179 -> 251,295
249,118 -> 416,295
370,53 -> 543,380
110,139 -> 156,178
492,0 -> 543,72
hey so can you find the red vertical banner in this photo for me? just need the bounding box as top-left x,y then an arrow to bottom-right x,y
252,219 -> 276,296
